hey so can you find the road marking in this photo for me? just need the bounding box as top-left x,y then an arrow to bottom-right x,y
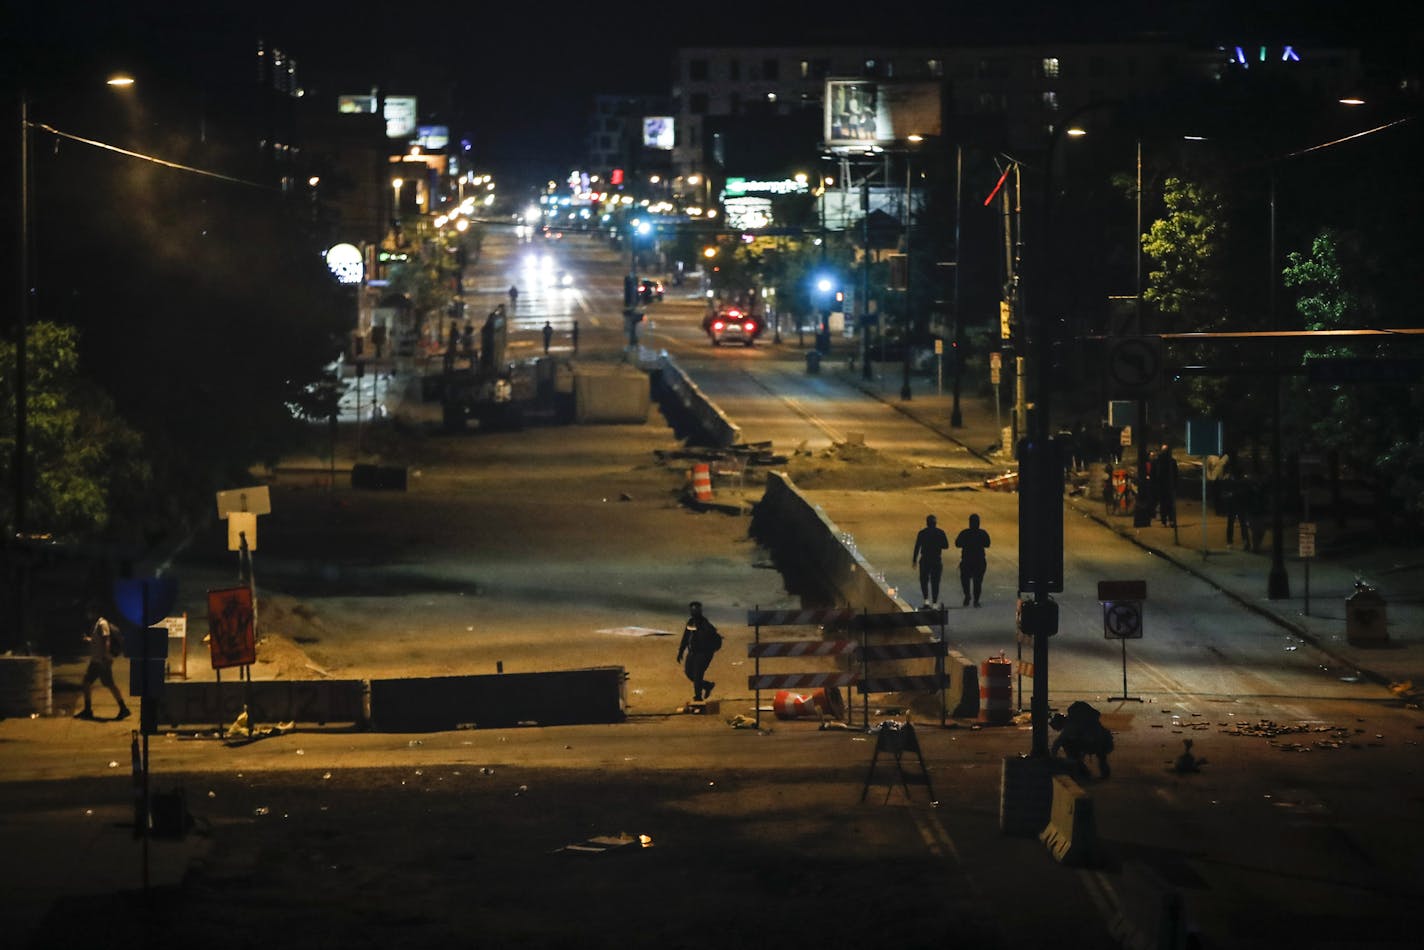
741,371 -> 846,442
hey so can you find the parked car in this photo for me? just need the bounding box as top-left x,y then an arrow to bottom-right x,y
638,278 -> 664,302
702,307 -> 763,346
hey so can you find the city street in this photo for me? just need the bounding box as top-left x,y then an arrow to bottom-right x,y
3,226 -> 1421,949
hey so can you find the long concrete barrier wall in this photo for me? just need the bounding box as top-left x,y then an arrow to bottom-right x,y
752,471 -> 978,718
154,680 -> 367,729
654,353 -> 742,448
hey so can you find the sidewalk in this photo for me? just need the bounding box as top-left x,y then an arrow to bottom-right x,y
837,359 -> 1424,702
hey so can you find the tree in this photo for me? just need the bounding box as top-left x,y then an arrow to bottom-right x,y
1284,228 -> 1424,523
0,322 -> 150,542
1141,176 -> 1228,329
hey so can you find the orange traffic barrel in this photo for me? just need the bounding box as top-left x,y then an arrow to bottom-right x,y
977,656 -> 1013,724
773,687 -> 845,721
691,463 -> 713,502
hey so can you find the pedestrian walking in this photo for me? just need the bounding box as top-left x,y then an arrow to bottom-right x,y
571,319 -> 579,354
677,601 -> 722,701
1153,444 -> 1179,527
74,616 -> 130,720
542,321 -> 553,354
954,513 -> 992,607
911,514 -> 950,607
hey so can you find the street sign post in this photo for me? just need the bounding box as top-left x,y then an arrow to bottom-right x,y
1098,580 -> 1146,702
1299,522 -> 1317,615
1187,419 -> 1224,559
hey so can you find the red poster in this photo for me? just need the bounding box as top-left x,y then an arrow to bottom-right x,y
207,586 -> 256,670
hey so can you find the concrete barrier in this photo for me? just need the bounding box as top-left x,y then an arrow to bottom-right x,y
654,353 -> 741,448
1109,861 -> 1199,950
153,680 -> 366,729
0,656 -> 52,717
369,667 -> 626,732
573,365 -> 650,423
752,471 -> 978,718
1000,755 -> 1056,835
1039,773 -> 1098,866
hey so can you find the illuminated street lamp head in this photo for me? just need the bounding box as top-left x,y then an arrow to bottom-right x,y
1066,126 -> 1088,137
816,277 -> 833,293
636,221 -> 652,236
106,73 -> 135,87
907,133 -> 924,143
1339,97 -> 1366,106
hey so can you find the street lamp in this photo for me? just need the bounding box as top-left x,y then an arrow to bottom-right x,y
13,75 -> 134,646
392,177 -> 404,227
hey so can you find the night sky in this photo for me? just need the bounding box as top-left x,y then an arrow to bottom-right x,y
5,0 -> 1420,189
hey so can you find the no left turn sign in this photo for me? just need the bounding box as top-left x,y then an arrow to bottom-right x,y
1107,337 -> 1163,394
1103,601 -> 1144,640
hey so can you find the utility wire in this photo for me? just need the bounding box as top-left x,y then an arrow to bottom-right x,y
27,120 -> 273,190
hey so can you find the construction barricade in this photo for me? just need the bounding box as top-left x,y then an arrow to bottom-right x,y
856,606 -> 949,727
746,607 -> 861,729
747,606 -> 949,729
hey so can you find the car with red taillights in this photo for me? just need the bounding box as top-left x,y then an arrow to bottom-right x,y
702,307 -> 764,346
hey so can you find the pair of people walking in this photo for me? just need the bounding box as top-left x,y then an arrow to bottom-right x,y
912,514 -> 991,608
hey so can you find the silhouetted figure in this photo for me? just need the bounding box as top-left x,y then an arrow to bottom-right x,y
1050,701 -> 1113,778
677,601 -> 722,701
571,319 -> 579,354
954,513 -> 991,607
911,514 -> 950,607
542,321 -> 553,354
1153,444 -> 1179,527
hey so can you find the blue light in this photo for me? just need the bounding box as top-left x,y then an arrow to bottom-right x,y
1282,45 -> 1299,62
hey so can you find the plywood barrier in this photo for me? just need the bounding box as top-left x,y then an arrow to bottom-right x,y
369,667 -> 626,732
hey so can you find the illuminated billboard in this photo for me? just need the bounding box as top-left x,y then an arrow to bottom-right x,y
643,116 -> 675,150
824,80 -> 942,149
337,94 -> 377,114
384,96 -> 418,139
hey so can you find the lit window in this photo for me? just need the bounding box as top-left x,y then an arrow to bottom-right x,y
1042,57 -> 1060,78
766,92 -> 777,103
1043,91 -> 1059,111
927,59 -> 943,77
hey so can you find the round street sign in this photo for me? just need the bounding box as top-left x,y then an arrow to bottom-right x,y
1103,601 -> 1143,640
1107,337 -> 1162,393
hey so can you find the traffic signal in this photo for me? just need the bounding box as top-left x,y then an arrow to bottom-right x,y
1018,597 -> 1059,637
1017,436 -> 1065,593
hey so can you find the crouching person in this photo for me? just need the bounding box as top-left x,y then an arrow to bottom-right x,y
1050,700 -> 1113,778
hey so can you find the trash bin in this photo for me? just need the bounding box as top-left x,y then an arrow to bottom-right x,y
1345,583 -> 1387,644
805,349 -> 821,374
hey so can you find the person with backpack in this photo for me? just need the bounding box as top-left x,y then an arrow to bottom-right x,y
676,601 -> 722,701
75,616 -> 130,720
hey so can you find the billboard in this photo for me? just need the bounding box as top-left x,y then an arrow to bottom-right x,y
824,80 -> 942,148
643,116 -> 674,150
384,96 -> 418,139
337,94 -> 377,114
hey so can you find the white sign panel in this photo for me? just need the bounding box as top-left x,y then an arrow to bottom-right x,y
227,511 -> 258,552
216,485 -> 272,518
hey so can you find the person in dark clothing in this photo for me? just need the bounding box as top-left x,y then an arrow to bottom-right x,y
1153,444 -> 1179,527
911,515 -> 950,607
1222,469 -> 1245,548
542,321 -> 554,354
571,319 -> 580,354
954,513 -> 991,607
676,601 -> 721,701
1050,700 -> 1113,778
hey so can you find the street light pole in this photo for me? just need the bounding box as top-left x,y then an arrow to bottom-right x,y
900,153 -> 914,401
950,144 -> 964,427
1267,168 -> 1291,598
14,93 -> 32,541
